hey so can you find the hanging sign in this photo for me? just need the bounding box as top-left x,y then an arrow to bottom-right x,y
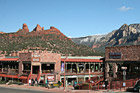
33,58 -> 40,62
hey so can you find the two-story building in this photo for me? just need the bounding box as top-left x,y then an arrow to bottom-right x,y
0,50 -> 103,84
104,45 -> 140,81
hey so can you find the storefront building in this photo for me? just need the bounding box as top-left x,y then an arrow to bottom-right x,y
60,56 -> 103,86
105,45 -> 140,81
0,50 -> 103,84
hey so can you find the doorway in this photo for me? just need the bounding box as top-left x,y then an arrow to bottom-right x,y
32,66 -> 39,74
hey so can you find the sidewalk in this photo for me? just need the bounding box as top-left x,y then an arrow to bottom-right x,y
0,84 -> 126,93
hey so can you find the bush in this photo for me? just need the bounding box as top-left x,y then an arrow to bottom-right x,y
81,83 -> 92,90
53,83 -> 59,87
8,81 -> 23,85
74,83 -> 92,90
0,81 -> 7,84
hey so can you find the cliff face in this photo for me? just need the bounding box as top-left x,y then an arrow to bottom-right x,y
72,24 -> 140,51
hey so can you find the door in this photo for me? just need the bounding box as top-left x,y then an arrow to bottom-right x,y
32,66 -> 39,74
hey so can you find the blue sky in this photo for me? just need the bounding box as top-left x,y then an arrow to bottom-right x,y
0,0 -> 140,37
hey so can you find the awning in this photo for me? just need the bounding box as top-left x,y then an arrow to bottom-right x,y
0,58 -> 19,62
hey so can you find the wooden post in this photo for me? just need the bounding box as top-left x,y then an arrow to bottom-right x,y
64,55 -> 67,91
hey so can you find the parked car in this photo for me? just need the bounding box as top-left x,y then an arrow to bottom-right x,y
126,79 -> 140,92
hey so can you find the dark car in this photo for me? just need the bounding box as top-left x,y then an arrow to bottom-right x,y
126,79 -> 140,92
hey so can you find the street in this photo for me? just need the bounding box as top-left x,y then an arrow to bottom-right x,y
0,87 -> 54,93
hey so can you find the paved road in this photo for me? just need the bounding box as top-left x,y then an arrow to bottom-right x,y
0,87 -> 55,93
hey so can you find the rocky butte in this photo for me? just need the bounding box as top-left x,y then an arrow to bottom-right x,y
33,24 -> 44,32
17,23 -> 29,33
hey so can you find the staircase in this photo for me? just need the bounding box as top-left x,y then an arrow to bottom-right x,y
37,72 -> 41,81
30,74 -> 38,80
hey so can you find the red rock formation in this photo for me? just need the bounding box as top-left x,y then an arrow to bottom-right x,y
33,24 -> 42,31
42,27 -> 44,30
48,26 -> 61,32
17,23 -> 29,33
22,23 -> 29,32
0,32 -> 5,34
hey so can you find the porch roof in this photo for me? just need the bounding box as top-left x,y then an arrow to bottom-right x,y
0,58 -> 19,62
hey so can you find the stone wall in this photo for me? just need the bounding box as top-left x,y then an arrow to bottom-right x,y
105,45 -> 140,61
19,52 -> 32,62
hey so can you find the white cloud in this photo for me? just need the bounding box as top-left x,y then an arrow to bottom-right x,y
68,36 -> 72,38
119,6 -> 133,11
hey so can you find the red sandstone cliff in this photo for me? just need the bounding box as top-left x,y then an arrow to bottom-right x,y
33,24 -> 43,32
0,32 -> 5,34
17,23 -> 29,33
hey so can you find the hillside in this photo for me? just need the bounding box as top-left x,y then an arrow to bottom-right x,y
0,24 -> 102,56
72,24 -> 140,52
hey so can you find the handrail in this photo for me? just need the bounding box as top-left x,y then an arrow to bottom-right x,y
91,77 -> 104,86
95,78 -> 104,85
27,72 -> 31,84
37,72 -> 41,81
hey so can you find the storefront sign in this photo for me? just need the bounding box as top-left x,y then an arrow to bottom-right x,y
48,75 -> 55,82
109,52 -> 121,59
121,67 -> 127,70
32,54 -> 40,57
33,58 -> 40,62
78,64 -> 84,67
47,64 -> 50,66
32,62 -> 40,66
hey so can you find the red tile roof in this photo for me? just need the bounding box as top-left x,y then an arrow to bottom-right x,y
0,74 -> 28,79
0,58 -> 19,61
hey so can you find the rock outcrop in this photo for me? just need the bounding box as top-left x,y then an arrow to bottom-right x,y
0,32 -> 5,34
17,23 -> 29,33
22,23 -> 29,32
33,24 -> 42,32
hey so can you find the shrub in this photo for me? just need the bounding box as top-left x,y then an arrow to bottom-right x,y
0,81 -> 7,84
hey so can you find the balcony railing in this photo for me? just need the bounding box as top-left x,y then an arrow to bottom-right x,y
3,68 -> 8,73
42,70 -> 54,74
63,69 -> 102,74
7,69 -> 18,75
22,70 -> 31,76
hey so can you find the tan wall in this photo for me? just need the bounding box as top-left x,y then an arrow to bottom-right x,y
105,45 -> 140,61
19,52 -> 32,61
39,52 -> 61,81
31,51 -> 61,82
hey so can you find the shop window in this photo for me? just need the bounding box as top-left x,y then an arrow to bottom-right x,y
23,63 -> 31,70
42,64 -> 55,73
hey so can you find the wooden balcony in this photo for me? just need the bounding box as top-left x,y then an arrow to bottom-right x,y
42,69 -> 54,74
8,69 -> 18,75
22,70 -> 31,76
